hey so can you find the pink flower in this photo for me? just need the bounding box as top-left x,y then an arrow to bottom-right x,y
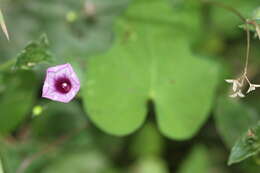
42,63 -> 80,103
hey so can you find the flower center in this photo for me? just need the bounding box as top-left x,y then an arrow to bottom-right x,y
55,77 -> 72,94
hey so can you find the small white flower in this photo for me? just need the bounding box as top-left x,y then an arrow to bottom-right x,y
229,90 -> 245,98
247,84 -> 260,93
225,79 -> 242,92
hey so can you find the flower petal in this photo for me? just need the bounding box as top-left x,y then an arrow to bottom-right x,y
225,79 -> 235,83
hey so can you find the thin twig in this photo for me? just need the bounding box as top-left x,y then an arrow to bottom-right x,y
15,125 -> 88,173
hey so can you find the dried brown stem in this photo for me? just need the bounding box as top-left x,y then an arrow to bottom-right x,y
244,21 -> 251,75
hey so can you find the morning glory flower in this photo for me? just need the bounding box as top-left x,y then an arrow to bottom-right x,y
42,63 -> 80,103
225,79 -> 245,98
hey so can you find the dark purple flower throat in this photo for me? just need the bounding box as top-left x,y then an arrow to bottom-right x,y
55,77 -> 72,94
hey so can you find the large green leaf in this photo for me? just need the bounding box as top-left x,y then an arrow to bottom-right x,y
228,121 -> 260,165
0,71 -> 37,134
215,97 -> 258,148
82,0 -> 219,139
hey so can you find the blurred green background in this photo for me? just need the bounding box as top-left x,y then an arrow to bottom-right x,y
0,0 -> 260,172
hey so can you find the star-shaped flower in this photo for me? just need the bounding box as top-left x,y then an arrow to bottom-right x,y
42,63 -> 80,103
229,90 -> 245,98
225,79 -> 245,98
247,83 -> 260,93
225,79 -> 242,92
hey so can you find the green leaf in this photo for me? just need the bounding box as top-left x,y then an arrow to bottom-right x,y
0,71 -> 37,134
82,0 -> 219,139
215,97 -> 258,148
15,34 -> 53,70
178,145 -> 211,173
228,121 -> 260,165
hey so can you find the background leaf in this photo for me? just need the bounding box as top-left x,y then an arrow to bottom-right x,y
211,0 -> 259,37
0,71 -> 37,134
215,97 -> 259,148
0,0 -> 130,59
31,102 -> 87,141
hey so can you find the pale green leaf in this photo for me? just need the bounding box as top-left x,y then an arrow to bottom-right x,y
82,0 -> 219,139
